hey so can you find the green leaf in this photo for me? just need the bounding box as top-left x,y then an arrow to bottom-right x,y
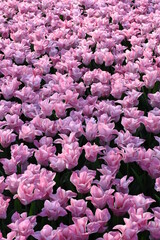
59,15 -> 64,21
29,201 -> 36,216
131,167 -> 144,191
154,194 -> 160,203
14,198 -> 22,212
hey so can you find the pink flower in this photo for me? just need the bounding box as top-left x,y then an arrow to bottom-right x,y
142,112 -> 160,134
21,102 -> 41,119
86,186 -> 114,209
132,194 -> 155,211
83,142 -> 104,162
83,71 -> 94,86
70,166 -> 96,194
34,136 -> 53,147
0,194 -> 10,219
0,176 -> 6,193
57,117 -> 83,137
33,117 -> 57,137
33,55 -> 51,74
68,217 -> 89,240
39,200 -> 67,220
5,174 -> 20,194
98,231 -> 121,240
111,76 -> 127,99
143,70 -> 158,88
39,99 -> 54,117
148,92 -> 160,108
16,181 -> 36,205
0,158 -> 17,175
8,212 -> 37,239
116,90 -> 142,108
0,129 -> 16,148
33,225 -> 55,240
155,177 -> 160,191
1,77 -> 20,99
121,144 -> 139,163
35,145 -> 56,166
101,147 -> 122,172
108,192 -> 133,216
95,102 -> 122,122
14,164 -> 56,204
86,208 -> 111,233
11,143 -> 33,165
61,142 -> 82,169
5,114 -> 23,133
0,101 -> 10,120
94,51 -> 105,65
121,117 -> 141,134
14,51 -> 25,65
54,102 -> 67,118
97,122 -> 118,143
82,52 -> 93,65
148,217 -> 160,239
128,207 -> 153,231
64,89 -> 79,106
115,130 -> 144,147
84,118 -> 98,141
114,175 -> 134,194
15,87 -> 38,103
114,219 -> 138,240
19,124 -> 42,142
66,198 -> 87,217
91,83 -> 110,98
93,174 -> 114,191
49,155 -> 66,172
104,52 -> 114,66
50,187 -> 77,208
54,132 -> 78,146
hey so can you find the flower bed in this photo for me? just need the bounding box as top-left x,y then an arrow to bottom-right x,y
0,0 -> 160,239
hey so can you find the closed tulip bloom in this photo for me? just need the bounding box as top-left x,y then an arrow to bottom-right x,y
155,177 -> 160,192
84,118 -> 98,141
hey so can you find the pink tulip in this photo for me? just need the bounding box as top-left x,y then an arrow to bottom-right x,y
86,186 -> 114,209
39,200 -> 67,220
70,166 -> 96,194
0,194 -> 10,219
19,124 -> 42,142
8,212 -> 37,239
66,198 -> 87,217
83,142 -> 104,162
0,129 -> 16,148
50,187 -> 77,208
86,208 -> 111,233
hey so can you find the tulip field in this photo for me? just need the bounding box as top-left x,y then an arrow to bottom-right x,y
0,0 -> 160,239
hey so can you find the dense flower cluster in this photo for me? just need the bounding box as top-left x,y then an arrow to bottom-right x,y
0,0 -> 160,239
